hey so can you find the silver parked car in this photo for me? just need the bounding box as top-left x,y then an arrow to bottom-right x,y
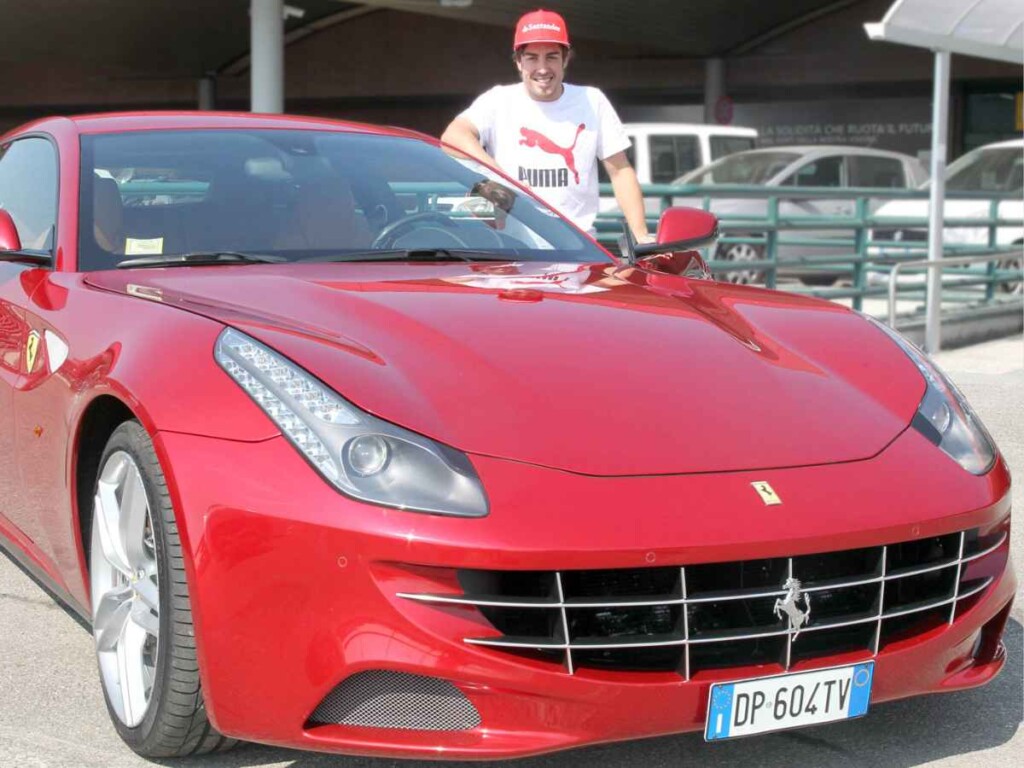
674,146 -> 928,285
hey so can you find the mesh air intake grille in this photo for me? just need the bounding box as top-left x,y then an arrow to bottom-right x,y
309,671 -> 480,731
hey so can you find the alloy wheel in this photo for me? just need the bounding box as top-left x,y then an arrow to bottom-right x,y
719,243 -> 763,285
997,256 -> 1022,295
90,450 -> 160,729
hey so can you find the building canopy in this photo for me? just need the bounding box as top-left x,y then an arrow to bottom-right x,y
865,0 -> 1024,64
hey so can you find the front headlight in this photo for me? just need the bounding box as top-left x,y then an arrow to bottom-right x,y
215,328 -> 489,517
867,317 -> 996,475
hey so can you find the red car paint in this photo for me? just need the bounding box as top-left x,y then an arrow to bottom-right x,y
0,113 -> 1015,759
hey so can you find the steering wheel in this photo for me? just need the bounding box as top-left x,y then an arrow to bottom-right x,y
371,210 -> 468,249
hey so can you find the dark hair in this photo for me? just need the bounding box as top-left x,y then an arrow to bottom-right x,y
470,180 -> 516,214
512,45 -> 571,65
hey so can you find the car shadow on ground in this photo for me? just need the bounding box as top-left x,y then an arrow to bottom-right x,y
171,619 -> 1023,768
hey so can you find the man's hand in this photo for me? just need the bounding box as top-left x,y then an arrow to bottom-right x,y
602,151 -> 652,243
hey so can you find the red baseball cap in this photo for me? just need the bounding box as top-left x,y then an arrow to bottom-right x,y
513,9 -> 570,50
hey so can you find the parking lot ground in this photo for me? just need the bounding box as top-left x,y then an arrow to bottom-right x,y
2,336 -> 1021,768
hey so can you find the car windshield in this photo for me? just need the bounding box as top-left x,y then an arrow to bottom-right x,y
944,146 -> 1023,194
77,129 -> 609,271
678,151 -> 800,185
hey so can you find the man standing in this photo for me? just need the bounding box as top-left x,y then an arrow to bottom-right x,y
441,9 -> 653,243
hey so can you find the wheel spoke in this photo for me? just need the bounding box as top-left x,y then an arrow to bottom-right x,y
130,601 -> 160,637
134,577 -> 160,613
116,616 -> 150,726
95,476 -> 133,578
119,464 -> 150,570
94,588 -> 132,652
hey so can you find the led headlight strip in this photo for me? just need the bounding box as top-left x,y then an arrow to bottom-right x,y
867,317 -> 996,475
215,328 -> 489,517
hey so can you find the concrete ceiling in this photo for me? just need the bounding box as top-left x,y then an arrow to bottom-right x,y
0,0 -> 867,77
353,0 -> 866,57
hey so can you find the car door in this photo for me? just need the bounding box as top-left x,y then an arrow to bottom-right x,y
0,135 -> 63,564
777,154 -> 849,275
0,281 -> 30,542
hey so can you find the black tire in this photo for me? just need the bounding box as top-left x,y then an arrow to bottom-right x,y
799,274 -> 840,287
91,421 -> 238,757
996,249 -> 1022,295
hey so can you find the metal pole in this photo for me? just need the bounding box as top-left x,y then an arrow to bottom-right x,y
925,49 -> 950,354
704,58 -> 724,124
251,0 -> 284,113
198,74 -> 217,111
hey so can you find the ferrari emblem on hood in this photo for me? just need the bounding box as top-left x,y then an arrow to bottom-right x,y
751,481 -> 782,506
25,331 -> 41,373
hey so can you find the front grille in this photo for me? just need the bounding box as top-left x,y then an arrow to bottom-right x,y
308,670 -> 480,731
399,525 -> 1006,678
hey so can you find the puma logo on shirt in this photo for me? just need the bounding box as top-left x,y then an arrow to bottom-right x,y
518,123 -> 586,187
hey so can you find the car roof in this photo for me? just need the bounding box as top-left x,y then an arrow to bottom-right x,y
727,145 -> 915,159
622,123 -> 758,137
2,111 -> 436,143
974,138 -> 1023,150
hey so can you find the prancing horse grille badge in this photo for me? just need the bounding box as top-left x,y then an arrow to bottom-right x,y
751,481 -> 782,506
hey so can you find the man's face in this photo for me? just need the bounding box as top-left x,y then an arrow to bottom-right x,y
516,43 -> 566,102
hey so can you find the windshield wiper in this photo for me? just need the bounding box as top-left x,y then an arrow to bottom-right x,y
299,248 -> 516,264
117,251 -> 288,269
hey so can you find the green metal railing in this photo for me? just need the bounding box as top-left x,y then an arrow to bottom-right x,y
124,177 -> 1016,317
595,183 -> 1023,312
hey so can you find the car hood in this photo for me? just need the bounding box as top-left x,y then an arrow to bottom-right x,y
86,262 -> 923,476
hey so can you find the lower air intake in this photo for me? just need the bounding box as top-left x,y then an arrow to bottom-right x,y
308,670 -> 480,731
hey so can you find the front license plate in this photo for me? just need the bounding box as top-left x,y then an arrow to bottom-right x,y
705,662 -> 873,741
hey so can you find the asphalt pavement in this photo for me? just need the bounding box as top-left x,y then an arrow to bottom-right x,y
1,336 -> 1021,768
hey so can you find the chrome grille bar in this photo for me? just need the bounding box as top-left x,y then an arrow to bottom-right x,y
681,566 -> 690,681
872,545 -> 888,655
961,531 -> 1007,563
784,557 -> 793,671
555,572 -> 573,674
950,531 -> 966,625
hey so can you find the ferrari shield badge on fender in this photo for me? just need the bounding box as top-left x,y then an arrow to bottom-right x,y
751,481 -> 782,506
25,331 -> 41,373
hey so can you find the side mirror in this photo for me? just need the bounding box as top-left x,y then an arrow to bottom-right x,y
653,207 -> 719,249
620,207 -> 719,264
0,209 -> 22,252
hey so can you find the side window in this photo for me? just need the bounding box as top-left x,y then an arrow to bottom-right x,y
848,156 -> 905,188
783,156 -> 843,187
650,136 -> 700,183
710,136 -> 756,161
597,139 -> 636,184
0,138 -> 58,254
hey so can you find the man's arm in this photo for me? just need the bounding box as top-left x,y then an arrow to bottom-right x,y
440,117 -> 495,166
602,151 -> 654,243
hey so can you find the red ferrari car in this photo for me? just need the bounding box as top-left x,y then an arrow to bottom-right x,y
0,112 -> 1014,760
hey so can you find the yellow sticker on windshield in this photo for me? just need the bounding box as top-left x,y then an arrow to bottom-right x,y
125,238 -> 164,256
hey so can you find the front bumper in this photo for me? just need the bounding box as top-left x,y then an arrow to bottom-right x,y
154,427 -> 1015,760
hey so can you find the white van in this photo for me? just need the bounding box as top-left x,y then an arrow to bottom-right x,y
600,123 -> 758,187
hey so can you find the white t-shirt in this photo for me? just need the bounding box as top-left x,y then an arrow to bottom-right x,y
460,83 -> 630,233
